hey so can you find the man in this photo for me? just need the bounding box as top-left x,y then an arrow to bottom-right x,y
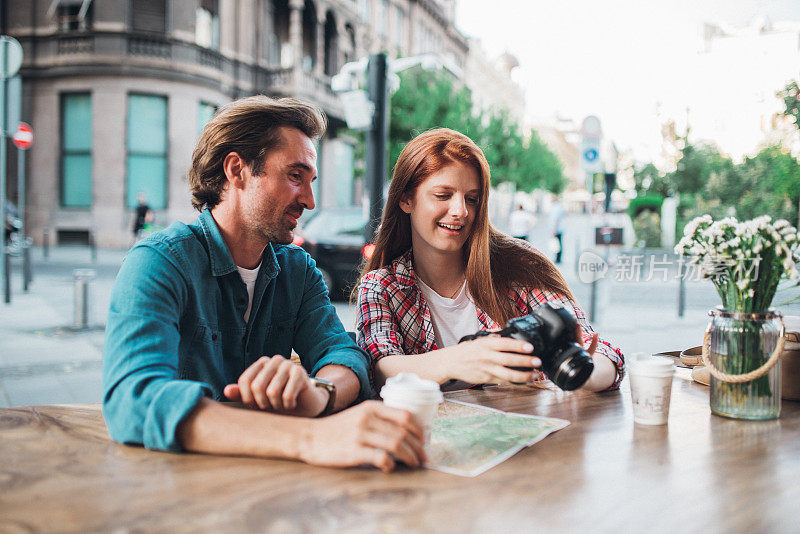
550,199 -> 565,264
131,192 -> 153,239
103,96 -> 425,472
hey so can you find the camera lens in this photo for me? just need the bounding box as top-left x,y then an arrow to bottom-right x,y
546,343 -> 594,391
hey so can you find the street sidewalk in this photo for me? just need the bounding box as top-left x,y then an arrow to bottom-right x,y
2,215 -> 798,408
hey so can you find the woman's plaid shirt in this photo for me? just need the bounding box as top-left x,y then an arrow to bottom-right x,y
356,249 -> 625,390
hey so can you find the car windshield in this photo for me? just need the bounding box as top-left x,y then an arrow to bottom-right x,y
304,209 -> 365,238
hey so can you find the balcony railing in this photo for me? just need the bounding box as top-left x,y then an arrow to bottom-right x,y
57,36 -> 94,54
259,67 -> 340,113
27,31 -> 345,119
127,36 -> 172,59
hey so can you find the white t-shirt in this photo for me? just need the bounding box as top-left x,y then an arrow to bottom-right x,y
237,263 -> 261,322
416,276 -> 482,348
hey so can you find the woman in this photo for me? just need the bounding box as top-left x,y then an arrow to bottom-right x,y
355,128 -> 624,391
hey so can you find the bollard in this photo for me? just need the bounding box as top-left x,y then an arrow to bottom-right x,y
23,237 -> 32,291
678,261 -> 686,318
3,252 -> 9,304
43,228 -> 50,260
73,268 -> 96,329
89,231 -> 97,263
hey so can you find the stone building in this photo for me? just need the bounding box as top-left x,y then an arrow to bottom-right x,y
5,0 -> 467,247
463,38 -> 525,120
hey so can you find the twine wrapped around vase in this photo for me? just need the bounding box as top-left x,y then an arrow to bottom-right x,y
701,317 -> 785,383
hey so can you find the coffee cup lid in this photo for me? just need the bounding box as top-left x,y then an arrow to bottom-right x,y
629,353 -> 674,376
380,373 -> 443,404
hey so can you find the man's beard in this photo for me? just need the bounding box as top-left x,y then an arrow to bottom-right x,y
255,207 -> 303,245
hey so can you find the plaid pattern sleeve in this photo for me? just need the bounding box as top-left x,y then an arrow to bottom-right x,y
514,286 -> 626,391
356,271 -> 407,363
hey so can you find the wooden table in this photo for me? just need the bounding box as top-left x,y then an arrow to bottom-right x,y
1,369 -> 798,532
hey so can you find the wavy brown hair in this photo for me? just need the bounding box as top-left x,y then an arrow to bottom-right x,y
188,95 -> 326,211
357,128 -> 574,325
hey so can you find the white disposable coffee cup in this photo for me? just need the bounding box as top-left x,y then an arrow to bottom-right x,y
380,373 -> 443,441
628,353 -> 675,425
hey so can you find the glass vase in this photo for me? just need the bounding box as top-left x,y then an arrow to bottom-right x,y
706,307 -> 782,420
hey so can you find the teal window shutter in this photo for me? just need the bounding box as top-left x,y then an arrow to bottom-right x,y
127,94 -> 168,209
197,102 -> 217,137
61,93 -> 92,208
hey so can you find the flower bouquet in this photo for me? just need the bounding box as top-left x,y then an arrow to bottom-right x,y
675,215 -> 800,419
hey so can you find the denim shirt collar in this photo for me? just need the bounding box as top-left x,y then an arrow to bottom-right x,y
196,209 -> 280,279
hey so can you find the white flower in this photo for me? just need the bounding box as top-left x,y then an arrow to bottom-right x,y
684,215 -> 713,237
736,280 -> 749,290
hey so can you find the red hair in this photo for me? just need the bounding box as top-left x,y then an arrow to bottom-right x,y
357,128 -> 574,324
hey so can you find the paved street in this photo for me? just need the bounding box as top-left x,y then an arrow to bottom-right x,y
2,212 -> 798,408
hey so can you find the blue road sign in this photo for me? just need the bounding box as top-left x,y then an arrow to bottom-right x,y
584,148 -> 598,162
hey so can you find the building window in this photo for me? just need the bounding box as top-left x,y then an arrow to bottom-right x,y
61,93 -> 93,208
131,0 -> 167,35
49,0 -> 94,31
196,0 -> 220,50
197,101 -> 217,137
127,94 -> 168,210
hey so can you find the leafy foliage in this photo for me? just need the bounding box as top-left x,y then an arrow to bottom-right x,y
778,79 -> 800,127
387,69 -> 566,193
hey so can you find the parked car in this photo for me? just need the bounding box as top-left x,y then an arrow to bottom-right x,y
294,207 -> 374,300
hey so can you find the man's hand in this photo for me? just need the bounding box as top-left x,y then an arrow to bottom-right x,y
300,401 -> 427,473
223,355 -> 328,417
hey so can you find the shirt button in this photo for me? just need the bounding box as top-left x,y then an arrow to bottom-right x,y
211,333 -> 218,341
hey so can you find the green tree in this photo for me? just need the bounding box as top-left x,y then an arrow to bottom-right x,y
387,69 -> 565,193
778,79 -> 800,126
681,145 -> 800,227
668,139 -> 729,195
633,162 -> 670,197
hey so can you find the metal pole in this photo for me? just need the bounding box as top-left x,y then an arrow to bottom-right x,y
1,44 -> 8,305
17,144 -> 29,290
678,260 -> 686,318
364,53 -> 388,243
89,230 -> 97,262
73,268 -> 95,329
43,227 -> 49,259
23,242 -> 31,290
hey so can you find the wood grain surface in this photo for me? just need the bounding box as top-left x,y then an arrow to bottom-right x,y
1,369 -> 798,533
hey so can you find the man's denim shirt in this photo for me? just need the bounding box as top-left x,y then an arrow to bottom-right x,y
102,209 -> 372,452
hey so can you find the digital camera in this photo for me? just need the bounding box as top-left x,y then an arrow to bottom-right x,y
458,301 -> 594,391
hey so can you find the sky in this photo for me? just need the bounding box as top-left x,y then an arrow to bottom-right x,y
455,0 -> 800,162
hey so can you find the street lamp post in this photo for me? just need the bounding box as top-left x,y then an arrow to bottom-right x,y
364,53 -> 389,243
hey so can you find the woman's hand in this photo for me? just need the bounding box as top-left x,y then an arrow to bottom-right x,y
577,327 -> 599,355
574,328 -> 616,392
434,335 -> 541,384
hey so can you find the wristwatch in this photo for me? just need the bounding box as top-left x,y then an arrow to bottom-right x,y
310,377 -> 336,417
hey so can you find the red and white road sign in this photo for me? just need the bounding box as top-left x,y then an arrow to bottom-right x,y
12,122 -> 33,150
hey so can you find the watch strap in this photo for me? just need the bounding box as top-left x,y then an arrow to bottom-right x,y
311,377 -> 336,417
